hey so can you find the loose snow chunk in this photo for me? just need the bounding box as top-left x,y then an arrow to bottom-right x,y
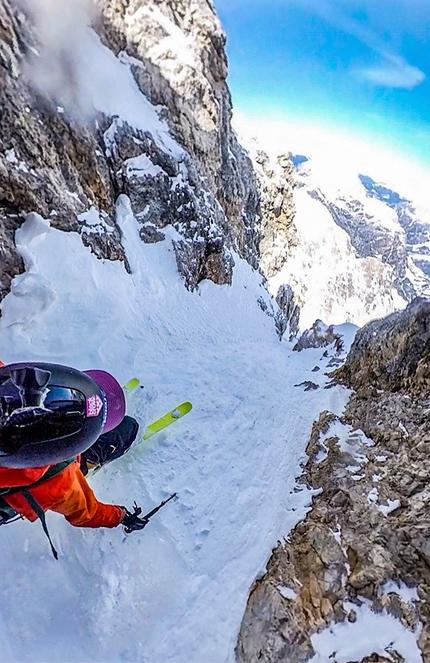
367,488 -> 400,516
4,148 -> 29,172
367,487 -> 379,504
382,580 -> 419,603
5,148 -> 18,164
378,499 -> 401,516
346,464 -> 361,472
78,207 -> 114,235
320,420 -> 373,465
277,585 -> 297,600
315,448 -> 328,464
309,604 -> 423,663
125,154 -> 165,178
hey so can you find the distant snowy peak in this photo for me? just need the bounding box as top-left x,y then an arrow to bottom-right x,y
358,173 -> 407,206
358,173 -> 430,280
240,137 -> 430,330
292,155 -> 430,300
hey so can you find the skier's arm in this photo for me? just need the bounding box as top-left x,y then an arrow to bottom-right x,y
49,465 -> 124,528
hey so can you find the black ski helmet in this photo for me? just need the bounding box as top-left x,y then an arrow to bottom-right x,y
0,362 -> 125,469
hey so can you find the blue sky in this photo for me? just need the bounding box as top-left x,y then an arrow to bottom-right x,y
213,0 -> 430,168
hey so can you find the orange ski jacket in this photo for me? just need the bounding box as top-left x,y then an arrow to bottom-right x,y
0,460 -> 123,528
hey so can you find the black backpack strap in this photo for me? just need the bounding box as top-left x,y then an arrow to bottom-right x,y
0,496 -> 19,524
21,489 -> 59,560
0,457 -> 77,559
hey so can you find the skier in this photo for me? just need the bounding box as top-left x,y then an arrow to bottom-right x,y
0,361 -> 151,556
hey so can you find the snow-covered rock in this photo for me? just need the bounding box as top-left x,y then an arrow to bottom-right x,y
239,134 -> 430,330
238,298 -> 430,663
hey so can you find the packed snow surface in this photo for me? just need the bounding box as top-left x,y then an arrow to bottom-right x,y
0,205 -> 352,662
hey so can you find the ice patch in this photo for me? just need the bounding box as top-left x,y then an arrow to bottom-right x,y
378,498 -> 401,516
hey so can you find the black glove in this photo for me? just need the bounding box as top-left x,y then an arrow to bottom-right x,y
121,502 -> 149,533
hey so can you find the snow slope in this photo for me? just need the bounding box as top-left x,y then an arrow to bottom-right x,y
0,21 -> 420,663
0,203 -> 351,663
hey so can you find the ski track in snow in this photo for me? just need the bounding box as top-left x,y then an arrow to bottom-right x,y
0,204 -> 352,663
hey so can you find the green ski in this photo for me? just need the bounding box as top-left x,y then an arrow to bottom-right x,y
123,378 -> 140,397
143,402 -> 192,440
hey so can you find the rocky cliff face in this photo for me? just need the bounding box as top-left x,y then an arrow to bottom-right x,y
0,0 -> 119,299
237,297 -> 430,662
0,0 -> 262,307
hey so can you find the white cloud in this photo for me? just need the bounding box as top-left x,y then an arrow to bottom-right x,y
294,0 -> 426,90
358,60 -> 425,89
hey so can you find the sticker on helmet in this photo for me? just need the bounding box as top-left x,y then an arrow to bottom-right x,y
86,394 -> 103,418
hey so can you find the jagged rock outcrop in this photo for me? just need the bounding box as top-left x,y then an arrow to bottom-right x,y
293,319 -> 343,353
0,0 -> 264,304
275,283 -> 300,338
334,296 -> 430,395
95,0 -> 262,276
237,298 -> 430,662
0,0 -> 126,299
247,148 -> 296,278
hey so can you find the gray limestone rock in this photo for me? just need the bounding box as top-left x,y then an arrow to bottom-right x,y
139,224 -> 165,244
0,0 -> 267,302
238,298 -> 430,662
334,296 -> 430,394
96,0 -> 263,272
293,319 -> 343,353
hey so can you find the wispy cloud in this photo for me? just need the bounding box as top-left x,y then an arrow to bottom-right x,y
292,0 -> 426,89
357,56 -> 425,89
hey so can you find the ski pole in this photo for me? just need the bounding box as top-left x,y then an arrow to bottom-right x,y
141,492 -> 177,522
123,493 -> 178,533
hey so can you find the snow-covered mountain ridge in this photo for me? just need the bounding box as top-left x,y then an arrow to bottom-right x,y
241,132 -> 430,330
291,155 -> 430,310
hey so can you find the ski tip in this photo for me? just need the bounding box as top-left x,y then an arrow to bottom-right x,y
123,378 -> 140,396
